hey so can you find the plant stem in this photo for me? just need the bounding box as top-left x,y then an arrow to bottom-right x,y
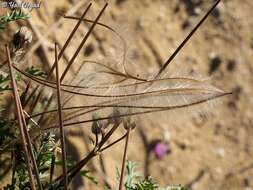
5,44 -> 36,190
60,3 -> 108,82
43,92 -> 231,130
118,127 -> 131,190
55,122 -> 121,183
18,101 -> 43,190
49,148 -> 57,184
99,133 -> 127,152
154,0 -> 221,79
48,3 -> 92,78
24,2 -> 93,121
55,43 -> 68,190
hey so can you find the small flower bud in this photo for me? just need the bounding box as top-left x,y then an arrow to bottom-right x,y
91,113 -> 103,135
108,108 -> 121,125
123,116 -> 136,130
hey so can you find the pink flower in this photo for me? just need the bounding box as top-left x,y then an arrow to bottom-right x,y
153,141 -> 170,159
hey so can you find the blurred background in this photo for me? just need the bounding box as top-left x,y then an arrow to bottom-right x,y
0,0 -> 253,189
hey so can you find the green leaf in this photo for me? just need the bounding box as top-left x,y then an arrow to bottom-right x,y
128,179 -> 158,190
80,170 -> 98,185
125,161 -> 142,188
0,10 -> 29,31
25,66 -> 47,78
160,185 -> 190,190
0,74 -> 10,93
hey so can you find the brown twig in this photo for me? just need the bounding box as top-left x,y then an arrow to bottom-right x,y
99,133 -> 127,152
28,0 -> 89,56
154,0 -> 221,79
13,67 -> 227,98
18,101 -> 43,190
118,127 -> 131,190
48,3 -> 92,78
25,3 -> 93,118
55,43 -> 68,190
56,121 -> 121,183
5,44 -> 36,190
60,3 -> 108,82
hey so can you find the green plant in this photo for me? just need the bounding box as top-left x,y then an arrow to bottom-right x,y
0,0 -> 229,189
0,74 -> 11,93
0,10 -> 29,31
107,161 -> 189,190
25,66 -> 47,78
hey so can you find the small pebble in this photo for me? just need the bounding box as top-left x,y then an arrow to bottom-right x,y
216,147 -> 225,158
227,60 -> 236,72
84,43 -> 94,56
163,131 -> 171,142
209,54 -> 222,74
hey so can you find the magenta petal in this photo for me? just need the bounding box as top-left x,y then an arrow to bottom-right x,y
154,142 -> 170,159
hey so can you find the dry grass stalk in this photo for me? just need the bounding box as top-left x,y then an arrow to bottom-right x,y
55,43 -> 68,189
118,127 -> 131,190
155,0 -> 221,79
60,3 -> 108,82
5,44 -> 36,190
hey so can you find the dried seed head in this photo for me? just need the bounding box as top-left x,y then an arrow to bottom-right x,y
109,108 -> 122,125
91,114 -> 103,135
123,116 -> 136,130
11,26 -> 32,52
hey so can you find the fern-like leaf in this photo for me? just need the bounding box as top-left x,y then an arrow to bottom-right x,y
0,10 -> 29,31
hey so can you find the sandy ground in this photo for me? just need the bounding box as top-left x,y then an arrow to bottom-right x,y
0,0 -> 253,189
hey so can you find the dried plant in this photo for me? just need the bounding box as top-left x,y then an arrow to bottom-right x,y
0,0 -> 231,189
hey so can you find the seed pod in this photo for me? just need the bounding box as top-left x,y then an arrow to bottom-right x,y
123,116 -> 136,130
108,108 -> 121,125
11,26 -> 32,52
91,114 -> 103,135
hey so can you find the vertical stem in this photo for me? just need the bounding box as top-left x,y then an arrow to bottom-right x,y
55,43 -> 68,189
5,45 -> 36,190
49,148 -> 56,184
18,98 -> 43,190
24,3 -> 93,116
118,127 -> 131,190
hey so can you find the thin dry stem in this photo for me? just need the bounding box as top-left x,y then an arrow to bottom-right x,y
25,3 -> 93,119
155,0 -> 221,79
48,3 -> 92,78
118,128 -> 131,190
98,133 -> 127,152
56,122 -> 121,183
60,3 -> 108,82
18,101 -> 43,190
45,92 -> 231,130
5,45 -> 36,190
55,43 -> 68,189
